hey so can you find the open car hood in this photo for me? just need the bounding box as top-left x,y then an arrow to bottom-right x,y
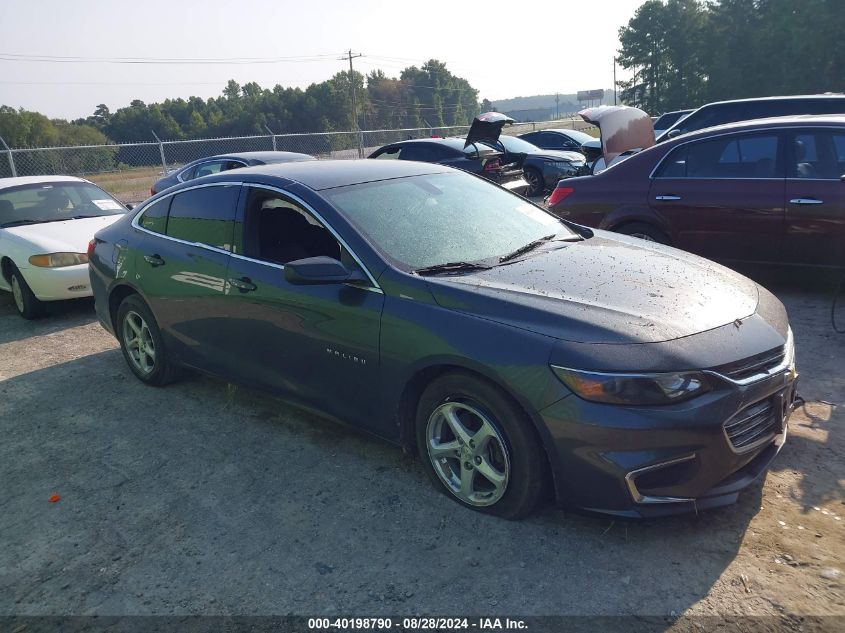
579,105 -> 655,163
464,112 -> 515,148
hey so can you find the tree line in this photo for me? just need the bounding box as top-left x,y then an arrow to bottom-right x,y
0,59 -> 481,149
617,0 -> 845,114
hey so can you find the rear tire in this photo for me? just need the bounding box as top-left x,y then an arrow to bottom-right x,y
10,266 -> 45,320
415,372 -> 546,519
616,222 -> 670,245
523,167 -> 545,197
116,294 -> 181,386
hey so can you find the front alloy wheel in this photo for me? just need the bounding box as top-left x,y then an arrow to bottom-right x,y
426,401 -> 510,507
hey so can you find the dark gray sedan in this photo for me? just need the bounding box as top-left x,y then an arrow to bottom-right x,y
151,151 -> 314,195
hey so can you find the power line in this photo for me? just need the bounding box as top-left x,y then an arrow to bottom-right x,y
0,52 -> 343,65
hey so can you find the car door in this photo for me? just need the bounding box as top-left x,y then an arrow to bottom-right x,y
132,182 -> 241,374
648,131 -> 786,263
782,128 -> 845,267
221,184 -> 385,433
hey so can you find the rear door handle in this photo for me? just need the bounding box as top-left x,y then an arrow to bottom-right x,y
655,195 -> 682,201
789,198 -> 824,205
143,254 -> 165,267
228,277 -> 257,292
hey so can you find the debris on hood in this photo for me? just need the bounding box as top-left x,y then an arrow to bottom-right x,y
579,105 -> 655,164
464,112 -> 516,148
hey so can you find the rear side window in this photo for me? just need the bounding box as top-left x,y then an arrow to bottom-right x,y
656,134 -> 781,178
372,147 -> 400,160
166,184 -> 240,250
138,197 -> 170,234
399,144 -> 446,162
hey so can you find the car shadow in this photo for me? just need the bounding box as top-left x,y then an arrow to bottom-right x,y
0,293 -> 97,345
1,349 -> 759,619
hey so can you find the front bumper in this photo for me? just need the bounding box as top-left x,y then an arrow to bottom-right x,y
539,360 -> 798,518
19,264 -> 93,301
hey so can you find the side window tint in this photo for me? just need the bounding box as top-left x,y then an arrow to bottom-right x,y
193,160 -> 228,179
166,184 -> 240,250
139,197 -> 170,234
373,147 -> 400,160
686,134 -> 778,178
655,146 -> 688,177
179,165 -> 197,181
243,188 -> 341,266
792,131 -> 841,179
399,145 -> 438,162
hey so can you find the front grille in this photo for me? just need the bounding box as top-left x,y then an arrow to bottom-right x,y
724,398 -> 779,451
713,345 -> 785,382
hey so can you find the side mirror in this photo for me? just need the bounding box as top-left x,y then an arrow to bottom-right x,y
666,129 -> 681,139
284,256 -> 365,285
125,203 -> 135,211
840,174 -> 845,182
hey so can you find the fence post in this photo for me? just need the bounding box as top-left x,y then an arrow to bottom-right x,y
357,130 -> 364,159
151,130 -> 167,173
264,125 -> 277,151
0,136 -> 16,177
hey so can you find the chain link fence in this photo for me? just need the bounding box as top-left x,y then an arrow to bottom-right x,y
0,118 -> 596,203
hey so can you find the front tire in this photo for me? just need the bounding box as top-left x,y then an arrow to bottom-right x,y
116,294 -> 181,386
415,372 -> 546,519
10,266 -> 45,319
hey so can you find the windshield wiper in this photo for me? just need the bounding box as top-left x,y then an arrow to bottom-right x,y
0,218 -> 69,228
413,261 -> 492,276
499,234 -> 558,263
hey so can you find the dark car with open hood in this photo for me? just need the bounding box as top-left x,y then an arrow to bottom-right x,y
368,112 -> 529,195
89,159 -> 797,519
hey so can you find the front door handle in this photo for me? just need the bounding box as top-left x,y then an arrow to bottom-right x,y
789,198 -> 824,205
228,277 -> 257,293
655,195 -> 682,201
143,254 -> 165,267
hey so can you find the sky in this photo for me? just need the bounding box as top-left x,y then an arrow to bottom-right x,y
0,0 -> 643,121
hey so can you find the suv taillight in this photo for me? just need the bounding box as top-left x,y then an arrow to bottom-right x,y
548,186 -> 574,206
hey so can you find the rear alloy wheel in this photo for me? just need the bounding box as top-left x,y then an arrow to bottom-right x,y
617,222 -> 670,245
10,266 -> 45,319
116,295 -> 181,386
523,168 -> 545,197
416,373 -> 546,519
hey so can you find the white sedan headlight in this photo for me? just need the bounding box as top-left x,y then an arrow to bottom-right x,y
28,253 -> 89,268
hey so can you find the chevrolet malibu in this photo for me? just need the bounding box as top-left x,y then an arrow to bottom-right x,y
89,160 -> 798,519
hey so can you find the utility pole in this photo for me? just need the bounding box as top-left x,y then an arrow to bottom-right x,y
340,49 -> 364,157
613,57 -> 618,105
555,92 -> 560,120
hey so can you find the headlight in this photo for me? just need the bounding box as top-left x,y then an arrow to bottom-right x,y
551,366 -> 711,405
551,161 -> 578,173
28,253 -> 89,268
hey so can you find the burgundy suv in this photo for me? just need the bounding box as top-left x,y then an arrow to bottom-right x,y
547,115 -> 845,268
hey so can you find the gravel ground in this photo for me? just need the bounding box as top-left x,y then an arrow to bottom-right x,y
0,270 -> 843,620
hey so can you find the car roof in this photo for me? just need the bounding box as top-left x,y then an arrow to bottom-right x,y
0,175 -> 88,191
674,113 -> 845,139
697,94 -> 845,108
387,138 -> 468,150
198,158 -> 452,191
193,150 -> 314,163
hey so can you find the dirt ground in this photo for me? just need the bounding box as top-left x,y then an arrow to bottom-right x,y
0,269 -> 842,622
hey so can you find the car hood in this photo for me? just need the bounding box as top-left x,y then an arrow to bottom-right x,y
2,215 -> 125,253
465,112 -> 515,148
579,105 -> 655,163
424,231 -> 759,344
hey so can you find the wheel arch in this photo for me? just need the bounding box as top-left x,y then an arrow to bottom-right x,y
107,282 -> 143,332
396,361 -> 558,500
0,256 -> 14,283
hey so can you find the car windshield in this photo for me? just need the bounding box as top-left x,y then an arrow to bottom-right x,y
0,182 -> 125,228
497,136 -> 541,153
323,171 -> 573,270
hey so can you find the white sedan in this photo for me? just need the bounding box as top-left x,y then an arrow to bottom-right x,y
0,175 -> 127,318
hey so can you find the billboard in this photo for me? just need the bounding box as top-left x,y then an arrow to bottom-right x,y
577,89 -> 605,102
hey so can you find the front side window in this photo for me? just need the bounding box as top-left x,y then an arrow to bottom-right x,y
323,171 -> 571,270
240,187 -> 341,266
656,133 -> 780,179
192,160 -> 245,179
166,184 -> 240,250
0,182 -> 125,228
